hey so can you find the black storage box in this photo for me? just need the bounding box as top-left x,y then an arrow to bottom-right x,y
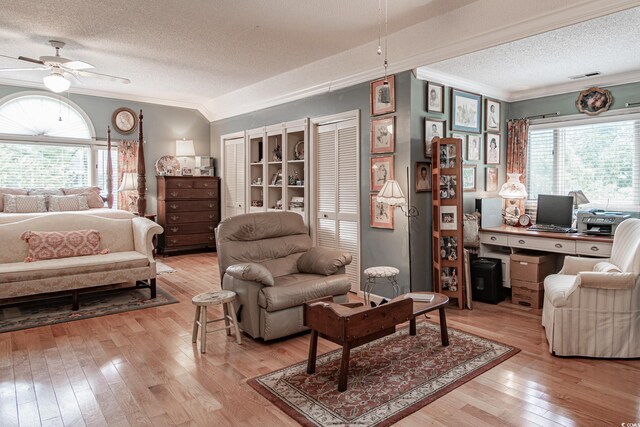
470,257 -> 504,304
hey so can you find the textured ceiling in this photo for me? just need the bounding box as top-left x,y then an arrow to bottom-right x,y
420,6 -> 640,100
0,0 -> 636,119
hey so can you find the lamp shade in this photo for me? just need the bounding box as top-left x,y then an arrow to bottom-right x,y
498,173 -> 527,199
377,179 -> 406,206
568,190 -> 589,207
176,139 -> 195,157
118,172 -> 138,192
43,72 -> 70,93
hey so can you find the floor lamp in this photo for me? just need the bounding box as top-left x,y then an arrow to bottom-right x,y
376,167 -> 419,292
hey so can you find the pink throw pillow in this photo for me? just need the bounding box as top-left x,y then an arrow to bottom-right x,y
20,229 -> 109,262
62,187 -> 104,208
0,188 -> 28,211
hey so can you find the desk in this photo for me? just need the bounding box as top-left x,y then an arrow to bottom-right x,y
479,225 -> 613,287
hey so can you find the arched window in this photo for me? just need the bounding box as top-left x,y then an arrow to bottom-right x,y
0,92 -> 115,197
0,94 -> 94,139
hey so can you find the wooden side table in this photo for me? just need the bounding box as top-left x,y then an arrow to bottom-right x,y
191,290 -> 242,353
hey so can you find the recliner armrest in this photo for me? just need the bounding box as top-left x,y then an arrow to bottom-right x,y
560,256 -> 607,275
578,271 -> 636,290
226,263 -> 275,286
297,247 -> 352,276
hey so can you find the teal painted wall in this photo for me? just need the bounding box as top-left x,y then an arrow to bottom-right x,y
0,85 -> 211,214
508,81 -> 640,119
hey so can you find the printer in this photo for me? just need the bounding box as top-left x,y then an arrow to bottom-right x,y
577,209 -> 630,235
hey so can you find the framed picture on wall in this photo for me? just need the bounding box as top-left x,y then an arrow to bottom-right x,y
450,88 -> 482,133
451,132 -> 466,142
485,98 -> 501,132
370,194 -> 394,229
370,155 -> 394,192
370,116 -> 395,154
424,118 -> 446,157
485,133 -> 501,165
370,75 -> 396,116
415,162 -> 431,192
440,206 -> 457,230
463,166 -> 476,191
426,81 -> 444,113
486,167 -> 499,192
467,134 -> 481,161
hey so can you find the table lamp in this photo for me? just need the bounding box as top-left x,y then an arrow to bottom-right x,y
118,172 -> 138,213
568,190 -> 589,210
498,173 -> 527,225
176,139 -> 196,171
376,167 -> 420,292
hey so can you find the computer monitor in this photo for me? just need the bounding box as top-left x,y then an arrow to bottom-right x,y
536,194 -> 574,227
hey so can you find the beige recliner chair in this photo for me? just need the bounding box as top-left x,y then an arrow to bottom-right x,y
215,211 -> 352,340
542,218 -> 640,357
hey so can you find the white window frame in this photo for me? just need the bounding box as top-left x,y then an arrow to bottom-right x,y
0,91 -> 114,188
528,108 -> 640,211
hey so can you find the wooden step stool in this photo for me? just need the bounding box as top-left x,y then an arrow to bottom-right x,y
192,290 -> 241,353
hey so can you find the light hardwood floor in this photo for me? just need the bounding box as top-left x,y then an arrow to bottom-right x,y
1,252 -> 638,427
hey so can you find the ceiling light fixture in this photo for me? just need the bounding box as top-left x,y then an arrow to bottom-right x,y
43,71 -> 70,93
377,0 -> 390,103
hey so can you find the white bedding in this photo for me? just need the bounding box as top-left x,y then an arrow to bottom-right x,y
0,208 -> 135,224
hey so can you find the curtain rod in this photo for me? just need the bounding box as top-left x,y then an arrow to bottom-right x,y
525,112 -> 560,120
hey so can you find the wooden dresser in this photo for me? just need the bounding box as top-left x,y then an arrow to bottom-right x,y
157,176 -> 220,254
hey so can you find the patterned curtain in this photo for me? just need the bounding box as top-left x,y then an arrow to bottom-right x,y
117,140 -> 138,212
506,119 -> 530,215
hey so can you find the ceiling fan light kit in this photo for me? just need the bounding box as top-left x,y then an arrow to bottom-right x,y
42,71 -> 70,93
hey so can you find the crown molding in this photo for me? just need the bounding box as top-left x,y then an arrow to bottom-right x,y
416,67 -> 511,101
0,77 -> 212,120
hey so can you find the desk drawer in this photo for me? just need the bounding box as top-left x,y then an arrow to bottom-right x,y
507,235 -> 576,254
576,241 -> 611,257
480,233 -> 508,246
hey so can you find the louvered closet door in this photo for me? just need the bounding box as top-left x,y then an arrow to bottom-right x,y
316,119 -> 360,292
223,137 -> 245,218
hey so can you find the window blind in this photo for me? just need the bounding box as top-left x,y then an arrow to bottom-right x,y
0,142 -> 90,188
96,147 -> 118,208
528,118 -> 640,211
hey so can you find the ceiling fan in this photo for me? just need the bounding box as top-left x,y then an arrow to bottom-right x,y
0,40 -> 130,93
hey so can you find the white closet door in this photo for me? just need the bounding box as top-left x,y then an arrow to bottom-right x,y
315,119 -> 360,292
223,137 -> 245,218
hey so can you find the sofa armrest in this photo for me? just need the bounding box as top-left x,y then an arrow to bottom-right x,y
561,256 -> 607,275
132,217 -> 164,261
297,247 -> 352,276
226,263 -> 274,286
578,272 -> 636,290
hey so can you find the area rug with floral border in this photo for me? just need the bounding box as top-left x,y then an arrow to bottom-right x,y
0,285 -> 177,333
248,321 -> 520,427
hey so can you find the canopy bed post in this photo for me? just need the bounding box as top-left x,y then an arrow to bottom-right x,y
136,109 -> 147,217
106,126 -> 114,209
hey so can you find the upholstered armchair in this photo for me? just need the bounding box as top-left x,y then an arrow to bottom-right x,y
215,211 -> 352,340
542,218 -> 640,358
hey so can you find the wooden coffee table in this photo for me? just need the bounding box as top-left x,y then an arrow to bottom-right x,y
391,292 -> 449,346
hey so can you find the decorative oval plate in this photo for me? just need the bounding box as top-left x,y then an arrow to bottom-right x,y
155,155 -> 181,175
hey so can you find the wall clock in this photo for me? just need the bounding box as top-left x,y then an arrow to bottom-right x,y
112,107 -> 138,134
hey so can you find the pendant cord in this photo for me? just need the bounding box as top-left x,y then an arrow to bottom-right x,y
384,0 -> 388,80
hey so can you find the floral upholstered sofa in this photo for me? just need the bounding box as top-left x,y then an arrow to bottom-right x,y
0,213 -> 163,309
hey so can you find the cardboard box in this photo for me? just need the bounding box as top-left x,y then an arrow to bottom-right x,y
510,252 -> 557,283
512,284 -> 544,309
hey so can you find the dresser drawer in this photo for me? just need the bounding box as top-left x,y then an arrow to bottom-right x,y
164,189 -> 218,199
193,179 -> 218,190
166,211 -> 218,224
164,233 -> 216,247
480,232 -> 508,246
507,235 -> 576,254
576,241 -> 611,257
166,179 -> 195,189
164,200 -> 217,212
165,222 -> 217,235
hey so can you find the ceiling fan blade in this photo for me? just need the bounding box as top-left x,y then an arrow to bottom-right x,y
0,67 -> 49,72
17,56 -> 46,65
63,60 -> 94,70
76,69 -> 130,84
